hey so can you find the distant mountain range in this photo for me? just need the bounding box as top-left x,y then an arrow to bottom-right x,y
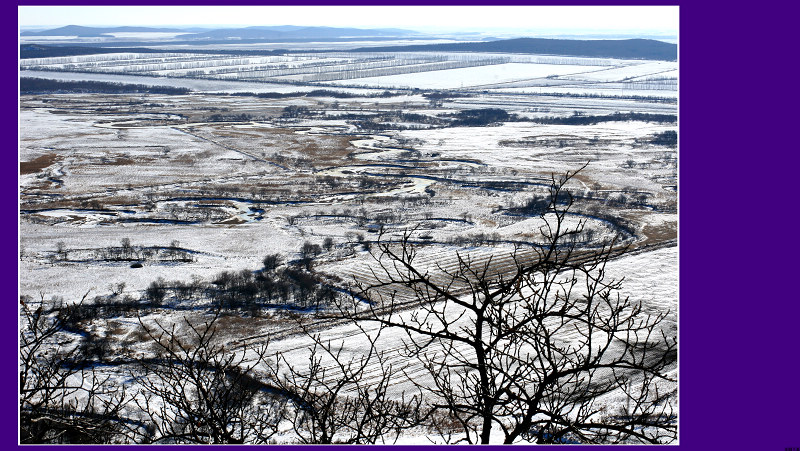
351,38 -> 677,61
21,25 -> 194,36
20,26 -> 676,61
182,25 -> 417,40
21,25 -> 418,40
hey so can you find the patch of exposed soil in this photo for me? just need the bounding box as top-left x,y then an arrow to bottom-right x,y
641,222 -> 677,245
20,153 -> 59,175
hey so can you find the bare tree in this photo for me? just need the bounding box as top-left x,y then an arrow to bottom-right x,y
323,237 -> 335,252
120,237 -> 132,260
298,241 -> 322,271
19,295 -> 131,443
55,241 -> 67,262
131,310 -> 422,444
266,321 -> 425,444
339,167 -> 677,444
132,311 -> 284,444
262,253 -> 283,273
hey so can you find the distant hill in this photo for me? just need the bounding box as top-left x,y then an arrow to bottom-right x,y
21,25 -> 417,40
180,26 -> 418,40
351,37 -> 677,61
19,44 -> 288,59
21,25 -> 191,37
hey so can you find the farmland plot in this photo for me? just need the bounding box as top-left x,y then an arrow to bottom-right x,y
19,48 -> 676,444
21,52 -> 507,84
481,65 -> 677,99
19,70 -> 386,95
20,51 -> 658,91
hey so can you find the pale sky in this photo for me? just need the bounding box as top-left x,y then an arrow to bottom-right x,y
19,5 -> 678,34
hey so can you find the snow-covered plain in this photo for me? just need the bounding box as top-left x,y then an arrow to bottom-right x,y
19,88 -> 676,328
325,62 -> 610,89
20,70 -> 382,95
19,49 -> 677,444
22,51 -> 674,99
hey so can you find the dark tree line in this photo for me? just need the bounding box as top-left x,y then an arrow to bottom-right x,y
208,262 -> 336,313
530,111 -> 677,125
224,89 -> 399,99
136,241 -> 337,314
20,44 -> 178,59
349,108 -> 677,133
643,130 -> 677,147
20,78 -> 191,95
349,107 -> 515,131
450,108 -> 515,127
350,111 -> 444,131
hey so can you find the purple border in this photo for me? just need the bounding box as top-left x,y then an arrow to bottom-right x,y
5,0 -> 19,446
680,4 -> 800,451
10,1 -> 798,450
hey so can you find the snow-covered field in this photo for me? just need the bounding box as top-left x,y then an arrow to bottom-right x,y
20,85 -> 676,310
557,60 -> 677,82
19,48 -> 677,443
20,70 -> 383,94
326,62 -> 610,89
491,85 -> 678,99
21,51 -> 676,100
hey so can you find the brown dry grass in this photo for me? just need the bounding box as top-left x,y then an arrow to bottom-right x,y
23,180 -> 57,192
212,130 -> 263,138
170,154 -> 197,165
213,315 -> 260,336
207,126 -> 354,165
571,172 -> 598,188
210,314 -> 292,345
104,157 -> 137,166
641,222 -> 677,245
210,126 -> 296,137
125,323 -> 152,347
20,153 -> 59,175
299,137 -> 354,162
618,211 -> 677,247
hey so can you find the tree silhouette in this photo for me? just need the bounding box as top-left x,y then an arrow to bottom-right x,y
337,167 -> 677,444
